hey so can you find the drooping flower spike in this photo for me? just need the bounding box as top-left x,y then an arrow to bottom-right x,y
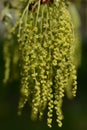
15,0 -> 79,127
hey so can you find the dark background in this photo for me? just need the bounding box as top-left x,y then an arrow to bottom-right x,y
0,0 -> 87,130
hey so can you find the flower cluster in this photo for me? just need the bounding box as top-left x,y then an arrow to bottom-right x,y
17,0 -> 78,127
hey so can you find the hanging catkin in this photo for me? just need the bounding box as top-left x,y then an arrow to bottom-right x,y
13,0 -> 79,127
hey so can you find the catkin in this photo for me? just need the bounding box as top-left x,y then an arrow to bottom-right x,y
15,0 -> 79,127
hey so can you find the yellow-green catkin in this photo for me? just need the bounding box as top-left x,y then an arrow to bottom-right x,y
3,41 -> 11,84
68,2 -> 81,68
17,0 -> 79,127
3,34 -> 19,84
2,10 -> 19,84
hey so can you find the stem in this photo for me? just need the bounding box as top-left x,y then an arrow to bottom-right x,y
36,0 -> 41,25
